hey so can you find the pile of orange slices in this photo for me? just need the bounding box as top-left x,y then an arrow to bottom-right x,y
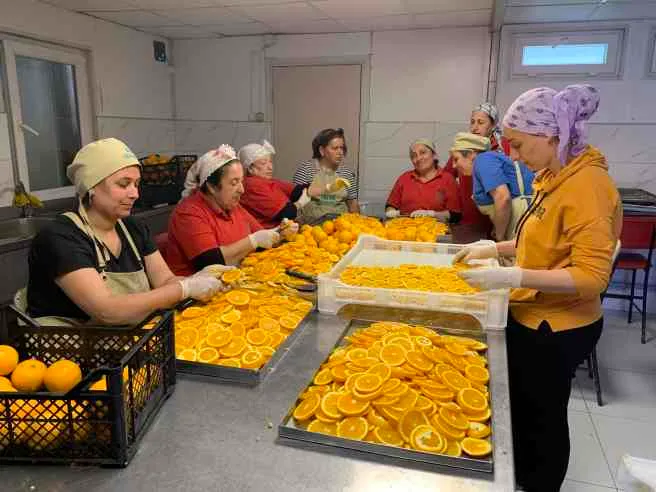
174,287 -> 313,370
292,321 -> 492,459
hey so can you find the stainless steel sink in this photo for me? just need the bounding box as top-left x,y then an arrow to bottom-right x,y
0,217 -> 55,242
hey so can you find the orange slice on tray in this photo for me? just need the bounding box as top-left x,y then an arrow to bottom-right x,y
346,348 -> 368,363
220,358 -> 241,368
441,370 -> 471,392
465,365 -> 490,384
468,422 -> 491,439
380,344 -> 406,366
180,306 -> 208,319
241,350 -> 264,369
177,348 -> 197,361
337,392 -> 370,416
258,317 -> 280,331
461,437 -> 492,457
410,425 -> 445,453
293,392 -> 321,421
279,315 -> 300,331
221,269 -> 243,283
439,406 -> 470,431
405,351 -> 434,372
246,328 -> 268,346
220,310 -> 242,324
206,329 -> 233,348
176,327 -> 199,349
337,416 -> 368,441
457,387 -> 488,414
219,336 -> 247,358
307,419 -> 338,436
431,414 -> 466,440
354,373 -> 383,393
225,290 -> 250,306
313,368 -> 334,386
463,407 -> 492,423
320,392 -> 343,419
197,347 -> 219,364
445,440 -> 462,457
374,427 -> 404,446
398,409 -> 430,442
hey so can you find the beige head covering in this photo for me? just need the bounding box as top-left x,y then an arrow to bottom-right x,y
67,138 -> 140,196
410,138 -> 437,155
450,132 -> 490,153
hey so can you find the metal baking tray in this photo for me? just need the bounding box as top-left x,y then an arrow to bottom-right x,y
278,317 -> 494,474
176,303 -> 315,386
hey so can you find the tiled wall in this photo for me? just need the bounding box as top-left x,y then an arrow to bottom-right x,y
174,120 -> 271,157
97,116 -> 176,158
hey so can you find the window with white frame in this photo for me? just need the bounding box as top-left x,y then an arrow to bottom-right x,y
510,30 -> 625,78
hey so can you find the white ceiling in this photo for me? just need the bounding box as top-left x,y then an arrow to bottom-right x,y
38,0 -> 494,38
504,0 -> 656,24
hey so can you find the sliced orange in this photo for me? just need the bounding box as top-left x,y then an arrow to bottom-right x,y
219,358 -> 241,368
259,346 -> 275,358
352,385 -> 384,402
465,365 -> 490,384
345,363 -> 366,374
258,317 -> 280,331
366,408 -> 390,429
380,344 -> 407,366
241,350 -> 264,369
307,419 -> 338,436
330,364 -> 348,382
431,414 -> 465,441
415,396 -> 435,415
219,336 -> 247,357
346,348 -> 368,362
225,290 -> 251,306
197,347 -> 219,364
354,373 -> 383,393
373,394 -> 400,407
445,440 -> 462,457
374,426 -> 404,446
206,329 -> 233,348
279,315 -> 301,331
181,306 -> 208,319
392,388 -> 419,412
461,437 -> 492,457
463,407 -> 492,423
320,392 -> 343,419
313,368 -> 334,386
442,370 -> 471,392
337,416 -> 368,441
385,382 -> 409,399
220,310 -> 242,324
351,357 -> 379,369
229,322 -> 246,337
410,425 -> 445,453
246,328 -> 268,346
398,409 -> 430,442
177,348 -> 197,361
457,387 -> 488,414
422,386 -> 456,402
221,269 -> 243,283
367,363 -> 391,382
337,392 -> 370,417
177,318 -> 205,331
445,343 -> 468,357
380,378 -> 401,394
405,351 -> 434,373
176,327 -> 199,349
315,406 -> 340,423
468,421 -> 491,439
377,404 -> 404,423
469,341 -> 488,352
439,406 -> 469,431
293,392 -> 321,421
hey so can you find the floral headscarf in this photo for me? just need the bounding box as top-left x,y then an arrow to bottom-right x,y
472,102 -> 502,149
182,144 -> 238,197
502,84 -> 600,164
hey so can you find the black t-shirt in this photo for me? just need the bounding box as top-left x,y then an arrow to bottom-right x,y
27,214 -> 157,320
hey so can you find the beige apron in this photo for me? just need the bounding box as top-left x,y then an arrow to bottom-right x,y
299,162 -> 348,224
476,161 -> 531,241
16,209 -> 151,327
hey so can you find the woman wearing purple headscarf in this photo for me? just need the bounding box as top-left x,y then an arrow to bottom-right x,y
453,85 -> 622,491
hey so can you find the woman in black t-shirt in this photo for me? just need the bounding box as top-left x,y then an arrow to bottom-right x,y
27,138 -> 228,326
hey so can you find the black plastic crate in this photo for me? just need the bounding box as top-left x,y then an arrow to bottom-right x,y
171,154 -> 197,182
0,309 -> 176,467
136,182 -> 182,208
139,156 -> 178,186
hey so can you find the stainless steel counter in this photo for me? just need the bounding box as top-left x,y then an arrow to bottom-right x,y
0,312 -> 514,492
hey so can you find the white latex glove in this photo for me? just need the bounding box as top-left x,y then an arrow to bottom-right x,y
199,264 -> 235,277
410,209 -> 437,218
458,267 -> 523,291
385,208 -> 401,219
325,177 -> 350,193
294,188 -> 312,208
452,240 -> 498,265
179,273 -> 223,302
249,229 -> 281,249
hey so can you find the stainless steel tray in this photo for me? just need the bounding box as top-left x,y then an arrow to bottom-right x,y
176,304 -> 315,386
278,318 -> 494,474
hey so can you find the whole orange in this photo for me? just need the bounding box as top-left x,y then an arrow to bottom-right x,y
44,360 -> 83,393
0,345 -> 19,376
11,359 -> 47,392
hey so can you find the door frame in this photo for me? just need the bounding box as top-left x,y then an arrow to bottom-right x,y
265,56 -> 371,189
2,38 -> 94,200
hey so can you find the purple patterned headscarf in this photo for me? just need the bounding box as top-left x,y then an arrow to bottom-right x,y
502,84 -> 600,164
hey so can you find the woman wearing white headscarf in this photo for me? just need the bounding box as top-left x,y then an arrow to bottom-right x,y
27,138 -> 224,326
166,145 -> 290,276
239,140 -> 323,228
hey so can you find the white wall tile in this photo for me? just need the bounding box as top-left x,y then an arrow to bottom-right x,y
364,122 -> 436,157
589,125 -> 656,165
97,117 -> 176,157
174,121 -> 237,156
607,162 -> 656,195
233,122 -> 272,151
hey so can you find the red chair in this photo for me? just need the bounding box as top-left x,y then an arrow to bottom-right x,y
154,232 -> 169,259
605,217 -> 656,344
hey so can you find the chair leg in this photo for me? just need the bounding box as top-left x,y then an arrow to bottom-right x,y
642,267 -> 650,344
629,269 -> 637,323
591,347 -> 603,407
587,355 -> 593,378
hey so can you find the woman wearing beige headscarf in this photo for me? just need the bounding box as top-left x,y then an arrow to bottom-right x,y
27,138 -> 226,326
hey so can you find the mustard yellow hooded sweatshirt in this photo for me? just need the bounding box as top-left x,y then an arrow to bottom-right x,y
510,146 -> 623,331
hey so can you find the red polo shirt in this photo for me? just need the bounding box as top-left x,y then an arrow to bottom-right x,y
241,175 -> 295,229
386,169 -> 460,216
166,191 -> 263,276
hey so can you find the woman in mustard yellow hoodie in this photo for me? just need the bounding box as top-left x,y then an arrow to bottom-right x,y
454,85 -> 622,491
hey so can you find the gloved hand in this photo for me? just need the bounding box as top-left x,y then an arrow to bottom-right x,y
199,264 -> 235,278
294,189 -> 312,208
452,240 -> 498,265
458,267 -> 523,290
385,208 -> 401,219
249,228 -> 281,249
179,273 -> 223,302
410,209 -> 437,218
326,177 -> 350,193
279,219 -> 299,240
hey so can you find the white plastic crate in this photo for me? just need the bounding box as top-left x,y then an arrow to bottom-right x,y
318,235 -> 509,330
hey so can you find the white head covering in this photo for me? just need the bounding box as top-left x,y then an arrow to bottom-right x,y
181,144 -> 238,198
238,140 -> 275,170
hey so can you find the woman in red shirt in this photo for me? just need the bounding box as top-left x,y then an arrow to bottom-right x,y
385,139 -> 461,223
166,145 -> 293,276
239,140 -> 322,228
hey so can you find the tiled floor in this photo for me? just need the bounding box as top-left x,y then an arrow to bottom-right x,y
558,310 -> 656,491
